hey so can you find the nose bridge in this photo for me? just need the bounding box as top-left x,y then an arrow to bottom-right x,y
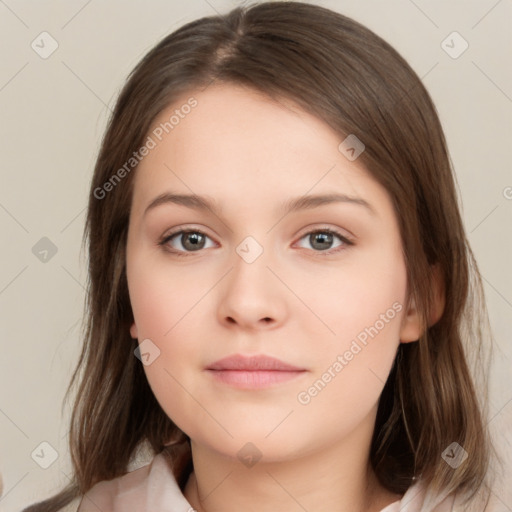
217,232 -> 286,328
235,234 -> 266,266
227,233 -> 274,295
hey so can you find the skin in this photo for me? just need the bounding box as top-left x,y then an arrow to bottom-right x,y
126,83 -> 427,512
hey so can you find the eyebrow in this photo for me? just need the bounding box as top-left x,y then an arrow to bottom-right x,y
143,192 -> 377,218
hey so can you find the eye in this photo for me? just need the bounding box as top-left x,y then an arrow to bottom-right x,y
295,228 -> 353,254
159,226 -> 353,257
159,229 -> 216,256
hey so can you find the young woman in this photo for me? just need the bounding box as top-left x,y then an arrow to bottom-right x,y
24,2 -> 498,511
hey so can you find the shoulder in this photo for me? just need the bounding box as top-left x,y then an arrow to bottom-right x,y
76,455 -> 156,511
379,479 -> 455,512
76,451 -> 193,512
380,478 -> 499,512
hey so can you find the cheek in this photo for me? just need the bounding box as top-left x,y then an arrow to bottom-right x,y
128,254 -> 208,339
127,255 -> 221,434
296,247 -> 406,375
287,255 -> 406,448
292,243 -> 407,353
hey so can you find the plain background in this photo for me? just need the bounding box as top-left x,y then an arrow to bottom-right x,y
0,0 -> 511,510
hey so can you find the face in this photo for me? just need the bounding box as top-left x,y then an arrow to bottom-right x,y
126,83 -> 421,463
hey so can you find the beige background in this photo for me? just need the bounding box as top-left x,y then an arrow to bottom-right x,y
0,0 -> 511,510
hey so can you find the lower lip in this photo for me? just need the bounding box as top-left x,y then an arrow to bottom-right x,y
206,370 -> 306,389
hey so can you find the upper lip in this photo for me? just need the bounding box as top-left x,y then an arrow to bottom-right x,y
206,354 -> 305,371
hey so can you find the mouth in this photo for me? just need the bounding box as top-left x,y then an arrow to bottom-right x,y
205,354 -> 307,389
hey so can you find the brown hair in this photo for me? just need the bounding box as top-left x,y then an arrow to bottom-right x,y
23,2 -> 494,510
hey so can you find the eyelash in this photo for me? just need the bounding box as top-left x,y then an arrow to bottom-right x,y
158,226 -> 354,257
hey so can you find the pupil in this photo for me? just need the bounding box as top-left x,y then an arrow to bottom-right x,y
311,232 -> 332,250
184,232 -> 204,251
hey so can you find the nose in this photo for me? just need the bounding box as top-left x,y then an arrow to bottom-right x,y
216,244 -> 288,331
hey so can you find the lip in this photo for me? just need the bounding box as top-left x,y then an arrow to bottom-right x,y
207,354 -> 304,371
206,354 -> 307,389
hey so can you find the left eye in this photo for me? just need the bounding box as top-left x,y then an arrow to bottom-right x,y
160,228 -> 353,256
295,229 -> 352,253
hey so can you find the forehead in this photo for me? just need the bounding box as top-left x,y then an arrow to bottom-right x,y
130,82 -> 389,219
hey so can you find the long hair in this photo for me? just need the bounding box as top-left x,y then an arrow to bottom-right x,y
23,2 -> 494,510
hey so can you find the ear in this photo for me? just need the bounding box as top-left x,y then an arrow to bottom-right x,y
399,294 -> 422,343
399,264 -> 445,343
130,321 -> 138,340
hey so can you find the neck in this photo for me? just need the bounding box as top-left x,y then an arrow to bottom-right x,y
183,412 -> 401,512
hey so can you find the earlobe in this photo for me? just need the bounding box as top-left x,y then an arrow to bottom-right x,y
399,295 -> 422,343
399,264 -> 446,343
130,322 -> 138,340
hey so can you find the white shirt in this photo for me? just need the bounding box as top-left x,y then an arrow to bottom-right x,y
76,452 -> 484,512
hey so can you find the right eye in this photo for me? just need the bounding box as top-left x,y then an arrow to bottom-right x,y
159,229 -> 217,256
